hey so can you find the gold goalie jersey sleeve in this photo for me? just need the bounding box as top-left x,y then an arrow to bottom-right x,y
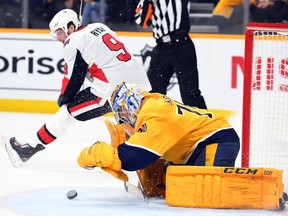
117,93 -> 239,171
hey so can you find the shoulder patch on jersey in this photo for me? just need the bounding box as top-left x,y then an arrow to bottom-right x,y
137,123 -> 147,133
163,95 -> 172,105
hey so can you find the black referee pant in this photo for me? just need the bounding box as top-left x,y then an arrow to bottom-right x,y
148,38 -> 207,109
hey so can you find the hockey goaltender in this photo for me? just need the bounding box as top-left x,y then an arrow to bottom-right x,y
77,82 -> 287,210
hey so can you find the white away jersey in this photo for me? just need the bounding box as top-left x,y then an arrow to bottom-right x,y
61,23 -> 151,104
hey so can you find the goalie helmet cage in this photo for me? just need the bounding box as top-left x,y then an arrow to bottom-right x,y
242,22 -> 288,189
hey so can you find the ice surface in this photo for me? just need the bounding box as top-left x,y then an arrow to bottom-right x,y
0,112 -> 287,216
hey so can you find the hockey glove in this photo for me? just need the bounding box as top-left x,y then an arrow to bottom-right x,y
77,141 -> 128,182
57,95 -> 64,107
105,119 -> 134,147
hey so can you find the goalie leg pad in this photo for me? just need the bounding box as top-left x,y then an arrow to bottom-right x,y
166,166 -> 284,209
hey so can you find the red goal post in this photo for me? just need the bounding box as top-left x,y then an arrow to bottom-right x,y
242,22 -> 288,182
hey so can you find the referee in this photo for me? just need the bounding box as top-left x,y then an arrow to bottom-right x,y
135,0 -> 207,109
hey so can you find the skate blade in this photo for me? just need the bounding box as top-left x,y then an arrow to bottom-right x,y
5,139 -> 24,168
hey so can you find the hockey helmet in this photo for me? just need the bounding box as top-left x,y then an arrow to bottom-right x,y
49,9 -> 80,40
110,82 -> 144,127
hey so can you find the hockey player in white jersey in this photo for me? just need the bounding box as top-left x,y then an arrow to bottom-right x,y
5,9 -> 151,167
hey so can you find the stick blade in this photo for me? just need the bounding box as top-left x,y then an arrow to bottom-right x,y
124,181 -> 149,203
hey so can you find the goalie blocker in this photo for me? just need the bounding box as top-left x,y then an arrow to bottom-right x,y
165,166 -> 285,210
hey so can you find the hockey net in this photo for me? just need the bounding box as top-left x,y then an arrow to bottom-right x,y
242,22 -> 288,189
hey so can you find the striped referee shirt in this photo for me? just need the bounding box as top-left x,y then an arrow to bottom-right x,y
135,0 -> 191,39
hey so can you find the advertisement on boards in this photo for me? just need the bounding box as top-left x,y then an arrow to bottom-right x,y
0,31 -> 245,137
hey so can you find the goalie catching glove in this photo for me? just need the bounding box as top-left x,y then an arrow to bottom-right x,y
105,119 -> 134,147
77,141 -> 128,182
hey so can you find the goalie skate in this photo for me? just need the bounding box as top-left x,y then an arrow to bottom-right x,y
5,137 -> 45,168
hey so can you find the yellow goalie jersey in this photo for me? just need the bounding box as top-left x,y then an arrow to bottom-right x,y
117,93 -> 239,171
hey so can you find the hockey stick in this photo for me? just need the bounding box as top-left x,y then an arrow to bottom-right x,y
123,171 -> 149,203
136,170 -> 149,201
124,181 -> 148,203
79,0 -> 84,26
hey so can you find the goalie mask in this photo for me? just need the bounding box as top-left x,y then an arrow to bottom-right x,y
49,9 -> 80,40
110,82 -> 144,127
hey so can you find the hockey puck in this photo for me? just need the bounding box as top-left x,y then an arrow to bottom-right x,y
66,190 -> 78,200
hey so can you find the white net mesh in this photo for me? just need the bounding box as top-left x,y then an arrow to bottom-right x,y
249,30 -> 288,189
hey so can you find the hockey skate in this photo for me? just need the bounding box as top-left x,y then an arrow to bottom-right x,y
5,137 -> 45,168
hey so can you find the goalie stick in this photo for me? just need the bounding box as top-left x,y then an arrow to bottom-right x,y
78,0 -> 83,26
124,171 -> 149,203
124,181 -> 148,203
